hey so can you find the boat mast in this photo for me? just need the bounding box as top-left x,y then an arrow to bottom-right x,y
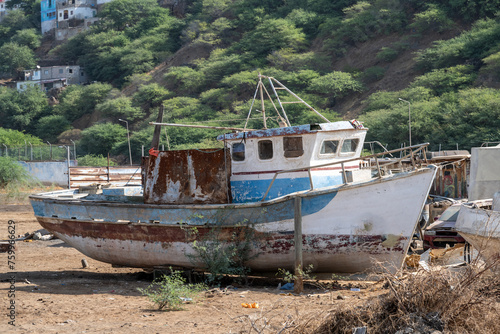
259,75 -> 267,129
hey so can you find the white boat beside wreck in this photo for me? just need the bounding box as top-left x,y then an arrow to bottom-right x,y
456,193 -> 500,269
29,75 -> 437,274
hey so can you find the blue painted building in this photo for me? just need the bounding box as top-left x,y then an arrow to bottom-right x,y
41,0 -> 57,34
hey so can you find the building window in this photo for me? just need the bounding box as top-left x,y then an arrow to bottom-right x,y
44,70 -> 49,75
81,72 -> 84,76
59,69 -> 63,74
340,138 -> 359,154
283,137 -> 303,158
258,140 -> 273,160
320,140 -> 339,155
68,69 -> 73,74
70,11 -> 73,15
232,143 -> 245,162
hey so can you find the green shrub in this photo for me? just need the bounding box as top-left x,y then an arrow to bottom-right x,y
410,65 -> 477,95
138,269 -> 206,311
187,223 -> 259,285
0,157 -> 37,188
409,4 -> 454,33
77,154 -> 116,167
362,66 -> 386,83
414,18 -> 500,71
376,47 -> 399,62
308,71 -> 364,98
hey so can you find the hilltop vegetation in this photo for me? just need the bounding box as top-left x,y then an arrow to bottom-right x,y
1,0 -> 500,161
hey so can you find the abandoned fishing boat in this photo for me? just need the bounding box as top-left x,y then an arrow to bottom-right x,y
456,193 -> 500,268
29,75 -> 437,273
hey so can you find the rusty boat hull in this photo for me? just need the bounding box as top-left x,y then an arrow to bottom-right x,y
30,165 -> 437,274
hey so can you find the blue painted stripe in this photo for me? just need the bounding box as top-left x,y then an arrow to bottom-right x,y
231,175 -> 343,203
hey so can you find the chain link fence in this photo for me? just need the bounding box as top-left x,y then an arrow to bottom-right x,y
0,145 -> 76,161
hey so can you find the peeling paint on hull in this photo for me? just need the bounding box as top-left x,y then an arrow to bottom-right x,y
30,166 -> 437,273
456,204 -> 500,269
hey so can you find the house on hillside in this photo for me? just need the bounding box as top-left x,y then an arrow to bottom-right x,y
41,0 -> 113,39
0,0 -> 5,21
15,65 -> 88,92
0,0 -> 20,22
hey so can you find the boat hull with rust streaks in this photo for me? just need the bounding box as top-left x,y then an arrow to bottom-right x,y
30,165 -> 437,273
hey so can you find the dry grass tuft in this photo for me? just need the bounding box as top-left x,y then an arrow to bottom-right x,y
300,261 -> 500,334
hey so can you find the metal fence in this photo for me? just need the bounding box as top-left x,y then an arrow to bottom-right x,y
0,145 -> 75,161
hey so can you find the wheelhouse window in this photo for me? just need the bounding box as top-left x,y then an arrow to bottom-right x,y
258,140 -> 273,160
232,143 -> 245,161
283,136 -> 303,158
340,138 -> 359,154
320,140 -> 339,155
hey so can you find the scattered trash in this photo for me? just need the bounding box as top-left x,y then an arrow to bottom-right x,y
241,302 -> 259,308
350,288 -> 361,292
405,253 -> 421,268
81,259 -> 89,268
33,232 -> 54,241
280,283 -> 294,290
180,297 -> 193,302
279,292 -> 294,296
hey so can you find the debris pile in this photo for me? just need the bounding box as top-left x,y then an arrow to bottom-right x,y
307,261 -> 500,334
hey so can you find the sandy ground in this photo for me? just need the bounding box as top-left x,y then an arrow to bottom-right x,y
0,203 -> 381,333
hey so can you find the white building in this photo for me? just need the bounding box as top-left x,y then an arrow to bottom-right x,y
16,65 -> 88,92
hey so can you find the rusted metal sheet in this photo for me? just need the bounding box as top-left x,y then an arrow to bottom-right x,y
143,149 -> 231,204
69,166 -> 142,188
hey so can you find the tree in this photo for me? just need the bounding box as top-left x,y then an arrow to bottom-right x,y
36,115 -> 72,143
54,83 -> 113,122
0,42 -> 37,75
238,19 -> 306,57
96,96 -> 144,121
10,28 -> 41,49
0,86 -> 49,132
308,72 -> 363,98
79,123 -> 127,156
0,127 -> 43,146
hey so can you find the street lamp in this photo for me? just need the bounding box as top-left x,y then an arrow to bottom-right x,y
119,118 -> 133,165
399,98 -> 411,147
70,139 -> 76,160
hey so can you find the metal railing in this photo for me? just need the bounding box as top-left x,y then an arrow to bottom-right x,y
260,143 -> 430,201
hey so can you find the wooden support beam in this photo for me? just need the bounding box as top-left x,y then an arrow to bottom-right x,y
294,196 -> 303,294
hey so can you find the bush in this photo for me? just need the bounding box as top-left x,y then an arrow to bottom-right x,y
187,223 -> 259,285
410,65 -> 476,95
0,157 -> 36,188
36,115 -> 72,142
362,66 -> 386,83
138,269 -> 206,311
77,154 -> 116,167
409,4 -> 454,33
308,71 -> 363,98
376,46 -> 399,62
306,263 -> 500,334
78,123 -> 127,156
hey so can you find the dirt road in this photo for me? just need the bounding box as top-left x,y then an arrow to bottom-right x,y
0,203 -> 377,333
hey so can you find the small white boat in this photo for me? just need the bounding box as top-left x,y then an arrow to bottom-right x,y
29,75 -> 437,274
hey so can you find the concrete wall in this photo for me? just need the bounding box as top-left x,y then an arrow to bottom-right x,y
468,146 -> 500,201
19,161 -> 77,187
